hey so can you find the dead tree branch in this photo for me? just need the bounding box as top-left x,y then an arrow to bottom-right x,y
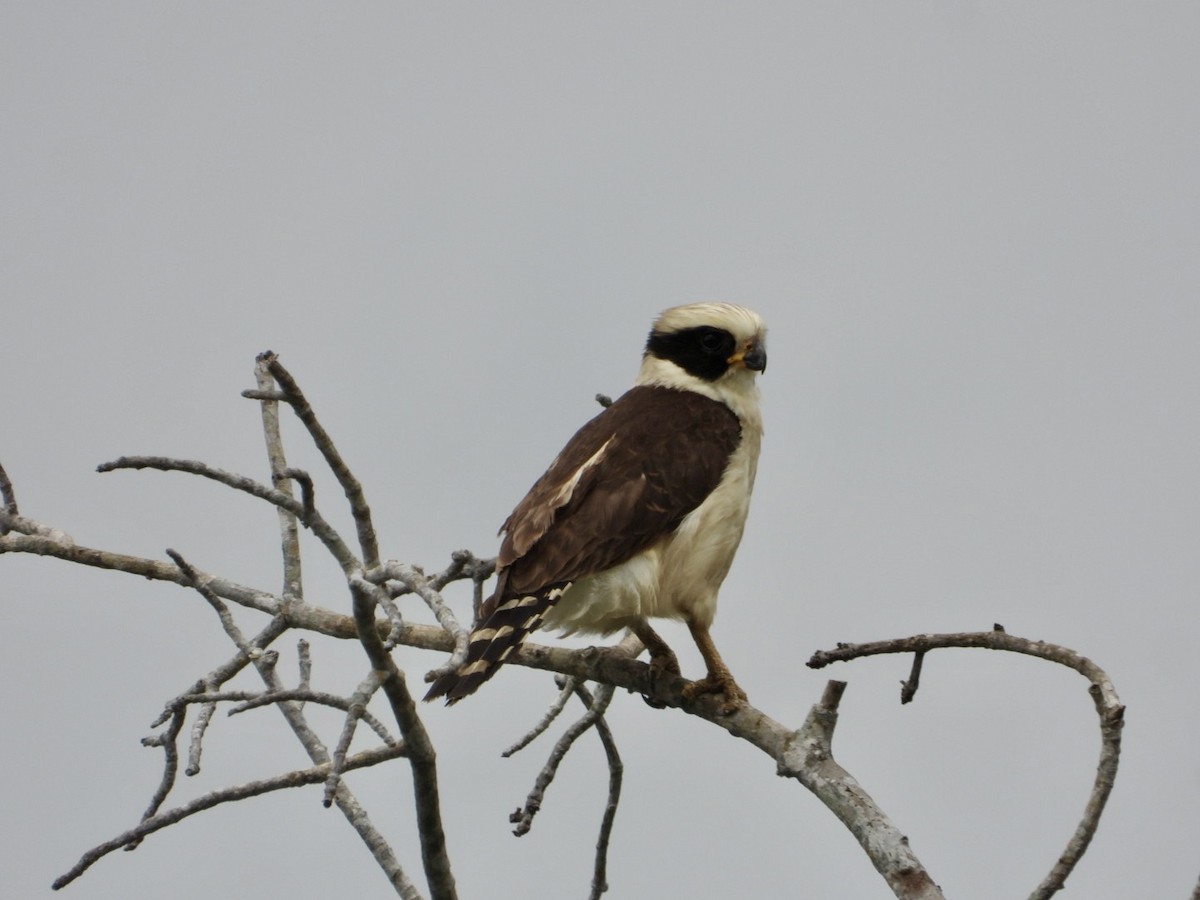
573,681 -> 623,900
53,744 -> 411,892
1,352 -> 1131,900
0,460 -> 17,514
260,351 -> 381,568
349,576 -> 457,900
808,630 -> 1125,899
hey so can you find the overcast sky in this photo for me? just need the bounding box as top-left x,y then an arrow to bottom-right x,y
3,4 -> 1198,899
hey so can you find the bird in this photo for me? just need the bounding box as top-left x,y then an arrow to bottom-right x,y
424,302 -> 766,712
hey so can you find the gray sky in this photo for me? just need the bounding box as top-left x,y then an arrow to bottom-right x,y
3,4 -> 1197,898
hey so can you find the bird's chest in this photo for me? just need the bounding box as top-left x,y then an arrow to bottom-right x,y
654,428 -> 759,624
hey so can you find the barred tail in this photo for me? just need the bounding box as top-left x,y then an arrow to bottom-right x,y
424,583 -> 570,704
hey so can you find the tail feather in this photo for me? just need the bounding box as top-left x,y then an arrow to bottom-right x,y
424,583 -> 570,703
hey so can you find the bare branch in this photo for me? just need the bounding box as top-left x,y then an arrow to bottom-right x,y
164,689 -> 400,747
167,549 -> 257,653
0,460 -> 17,514
297,638 -> 313,707
151,616 -> 291,730
127,708 -> 187,850
277,467 -> 315,526
572,682 -> 623,900
13,493 -> 1124,900
372,561 -> 469,682
1,528 -> 283,615
261,352 -> 381,569
252,356 -> 305,599
157,547 -> 412,895
900,649 -> 925,704
97,455 -> 361,574
0,509 -> 75,543
52,744 -> 412,892
349,576 -> 457,900
774,680 -> 943,899
325,670 -> 388,807
502,677 -> 577,758
509,681 -> 616,837
185,699 -> 218,777
808,630 -> 1125,899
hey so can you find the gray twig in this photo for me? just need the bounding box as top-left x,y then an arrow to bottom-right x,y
185,698 -> 218,777
252,356 -> 304,600
127,708 -> 187,850
53,744 -> 412,892
260,352 -> 381,569
509,681 -> 616,837
573,682 -> 622,900
373,561 -> 469,682
151,616 -> 290,730
900,649 -> 925,704
276,467 -> 315,526
166,689 -> 399,747
502,677 -> 577,758
98,455 -> 361,575
0,460 -> 17,514
325,670 -> 388,807
167,549 -> 256,655
297,639 -> 312,710
349,575 -> 458,900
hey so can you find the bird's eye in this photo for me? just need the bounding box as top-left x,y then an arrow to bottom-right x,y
699,331 -> 725,354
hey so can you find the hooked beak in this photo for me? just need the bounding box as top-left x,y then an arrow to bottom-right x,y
729,339 -> 767,373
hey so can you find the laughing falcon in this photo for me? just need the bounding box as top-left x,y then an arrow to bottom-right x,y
425,302 -> 766,711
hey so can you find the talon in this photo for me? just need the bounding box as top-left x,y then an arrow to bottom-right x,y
649,649 -> 681,678
682,671 -> 748,715
641,649 -> 681,708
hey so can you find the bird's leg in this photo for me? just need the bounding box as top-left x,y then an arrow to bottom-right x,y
631,620 -> 681,674
682,619 -> 747,714
630,620 -> 680,707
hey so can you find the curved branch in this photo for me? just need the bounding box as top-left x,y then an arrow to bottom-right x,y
808,630 -> 1125,899
372,561 -> 469,682
508,682 -> 616,838
503,640 -> 943,899
572,682 -> 623,900
97,455 -> 361,574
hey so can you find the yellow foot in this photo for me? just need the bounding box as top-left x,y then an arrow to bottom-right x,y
682,671 -> 748,715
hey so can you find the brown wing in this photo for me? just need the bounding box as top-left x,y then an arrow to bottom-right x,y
490,385 -> 742,606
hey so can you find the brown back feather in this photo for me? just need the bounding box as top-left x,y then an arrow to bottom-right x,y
496,385 -> 741,602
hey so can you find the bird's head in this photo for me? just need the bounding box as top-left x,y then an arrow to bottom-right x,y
641,302 -> 767,384
636,303 -> 767,420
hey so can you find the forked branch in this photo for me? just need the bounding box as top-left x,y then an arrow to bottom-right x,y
809,629 -> 1125,899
